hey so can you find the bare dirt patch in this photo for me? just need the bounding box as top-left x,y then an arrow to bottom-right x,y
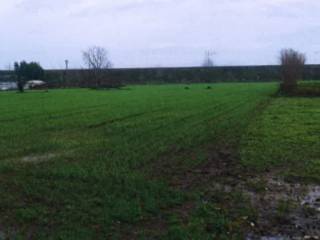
153,143 -> 242,190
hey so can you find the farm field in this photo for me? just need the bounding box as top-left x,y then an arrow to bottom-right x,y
0,83 -> 319,239
241,95 -> 320,238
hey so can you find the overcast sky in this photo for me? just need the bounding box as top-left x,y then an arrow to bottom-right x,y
0,0 -> 320,69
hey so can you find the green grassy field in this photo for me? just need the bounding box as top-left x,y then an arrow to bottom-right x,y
241,96 -> 320,182
0,83 -> 319,239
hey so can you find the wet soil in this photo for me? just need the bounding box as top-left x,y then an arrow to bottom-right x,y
241,176 -> 320,239
151,143 -> 320,239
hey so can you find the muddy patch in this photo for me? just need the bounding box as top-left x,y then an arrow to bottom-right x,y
134,144 -> 320,239
151,144 -> 241,191
206,173 -> 320,239
237,176 -> 320,239
296,186 -> 320,237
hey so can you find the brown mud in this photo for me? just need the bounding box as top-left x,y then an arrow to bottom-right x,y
139,143 -> 320,239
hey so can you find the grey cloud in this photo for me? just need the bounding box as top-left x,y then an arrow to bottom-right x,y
1,0 -> 319,68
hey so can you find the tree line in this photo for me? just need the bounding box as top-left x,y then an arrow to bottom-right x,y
11,46 -> 307,93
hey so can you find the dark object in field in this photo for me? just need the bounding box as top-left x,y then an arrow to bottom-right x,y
206,86 -> 212,90
90,86 -> 130,91
184,86 -> 190,90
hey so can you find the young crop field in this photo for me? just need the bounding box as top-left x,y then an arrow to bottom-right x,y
0,83 -> 319,239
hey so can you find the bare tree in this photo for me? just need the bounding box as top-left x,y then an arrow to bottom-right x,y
82,46 -> 113,88
280,48 -> 306,92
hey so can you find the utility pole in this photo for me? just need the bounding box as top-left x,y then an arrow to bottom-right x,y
65,60 -> 69,70
63,60 -> 69,85
203,50 -> 217,67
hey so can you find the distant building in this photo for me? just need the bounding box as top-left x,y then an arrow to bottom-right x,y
25,80 -> 47,90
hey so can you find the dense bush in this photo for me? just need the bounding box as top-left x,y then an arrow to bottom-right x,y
14,61 -> 44,92
280,49 -> 306,92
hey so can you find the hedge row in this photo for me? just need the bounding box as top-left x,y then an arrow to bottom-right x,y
1,65 -> 320,87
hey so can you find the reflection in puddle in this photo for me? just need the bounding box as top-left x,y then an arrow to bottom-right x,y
246,235 -> 289,240
301,186 -> 320,209
294,185 -> 320,237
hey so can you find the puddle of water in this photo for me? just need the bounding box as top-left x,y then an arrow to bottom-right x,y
0,231 -> 5,240
21,153 -> 57,163
301,186 -> 320,210
212,176 -> 320,239
260,237 -> 288,240
246,235 -> 290,240
293,186 -> 320,237
242,179 -> 320,239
